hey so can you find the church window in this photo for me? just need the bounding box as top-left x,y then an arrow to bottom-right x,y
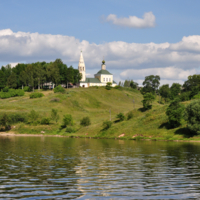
106,78 -> 108,82
103,78 -> 105,82
83,67 -> 84,71
109,78 -> 111,82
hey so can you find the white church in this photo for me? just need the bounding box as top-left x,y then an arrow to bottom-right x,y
78,52 -> 117,88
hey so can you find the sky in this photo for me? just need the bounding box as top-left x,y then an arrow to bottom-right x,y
1,0 -> 200,85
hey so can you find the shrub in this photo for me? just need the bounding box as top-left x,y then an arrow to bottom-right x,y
51,109 -> 60,123
41,117 -> 51,125
0,92 -> 11,99
105,82 -> 112,90
184,99 -> 200,134
15,89 -> 25,96
9,113 -> 27,123
116,112 -> 125,121
62,114 -> 73,127
54,85 -> 65,93
0,113 -> 11,130
30,92 -> 44,98
127,111 -> 133,120
50,98 -> 60,102
192,93 -> 200,99
166,98 -> 184,128
102,120 -> 112,130
65,127 -> 76,133
142,93 -> 155,110
179,92 -> 190,102
23,86 -> 31,92
2,86 -> 9,92
28,110 -> 39,124
114,85 -> 123,90
80,116 -> 91,127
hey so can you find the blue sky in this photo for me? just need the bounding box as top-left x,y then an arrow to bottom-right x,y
1,0 -> 200,85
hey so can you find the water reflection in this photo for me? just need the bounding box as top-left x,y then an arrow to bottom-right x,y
0,137 -> 200,199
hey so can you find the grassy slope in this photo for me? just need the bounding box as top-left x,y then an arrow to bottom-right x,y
0,87 -> 198,141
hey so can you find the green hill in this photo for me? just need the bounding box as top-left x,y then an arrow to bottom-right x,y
0,87 -> 197,141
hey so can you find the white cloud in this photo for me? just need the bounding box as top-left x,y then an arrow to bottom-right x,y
105,12 -> 156,28
1,29 -> 200,85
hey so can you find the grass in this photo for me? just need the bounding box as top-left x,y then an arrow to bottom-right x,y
0,87 -> 198,141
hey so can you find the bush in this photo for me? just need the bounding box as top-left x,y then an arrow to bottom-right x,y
9,113 -> 27,123
30,92 -> 44,98
0,113 -> 11,130
102,120 -> 112,130
62,114 -> 73,127
28,110 -> 39,124
127,111 -> 133,120
65,127 -> 76,133
2,86 -> 9,92
179,92 -> 190,102
50,98 -> 60,102
54,85 -> 65,93
15,89 -> 24,96
0,89 -> 25,99
166,98 -> 184,128
142,93 -> 155,110
51,109 -> 60,123
116,112 -> 125,121
0,92 -> 11,99
23,86 -> 31,92
192,93 -> 200,99
184,99 -> 200,134
80,116 -> 91,127
41,117 -> 51,125
105,82 -> 112,90
114,85 -> 123,90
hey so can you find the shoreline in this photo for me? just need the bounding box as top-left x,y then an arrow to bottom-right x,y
0,132 -> 200,143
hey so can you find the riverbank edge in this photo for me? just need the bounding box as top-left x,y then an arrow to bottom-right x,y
1,132 -> 200,143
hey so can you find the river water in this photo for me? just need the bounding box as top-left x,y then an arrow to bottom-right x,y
0,137 -> 200,199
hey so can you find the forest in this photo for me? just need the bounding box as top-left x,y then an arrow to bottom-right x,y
0,59 -> 82,90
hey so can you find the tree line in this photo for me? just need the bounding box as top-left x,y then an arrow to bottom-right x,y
0,59 -> 82,90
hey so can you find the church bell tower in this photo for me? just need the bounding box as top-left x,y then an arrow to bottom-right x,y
78,51 -> 86,81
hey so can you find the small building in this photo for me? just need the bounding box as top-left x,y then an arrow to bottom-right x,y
78,52 -> 117,88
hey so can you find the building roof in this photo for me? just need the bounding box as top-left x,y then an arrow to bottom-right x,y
80,78 -> 101,83
96,69 -> 112,75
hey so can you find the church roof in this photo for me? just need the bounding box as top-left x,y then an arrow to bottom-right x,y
80,78 -> 101,83
96,69 -> 112,75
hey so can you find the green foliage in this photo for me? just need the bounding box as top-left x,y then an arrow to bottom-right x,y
51,109 -> 60,123
179,92 -> 190,102
41,117 -> 51,125
0,89 -> 24,99
127,111 -> 133,120
192,93 -> 200,99
28,110 -> 39,124
102,120 -> 112,130
53,85 -> 65,93
29,92 -> 44,98
166,98 -> 184,128
170,83 -> 181,99
142,93 -> 155,110
80,116 -> 91,127
159,84 -> 170,102
8,113 -> 27,123
3,86 -> 9,92
116,112 -> 125,121
105,82 -> 112,90
62,114 -> 73,127
130,80 -> 138,89
184,100 -> 200,134
65,127 -> 76,133
23,86 -> 31,92
142,75 -> 160,94
183,74 -> 200,92
114,85 -> 123,90
7,72 -> 17,88
0,113 -> 11,130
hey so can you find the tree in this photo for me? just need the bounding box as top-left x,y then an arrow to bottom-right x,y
0,113 -> 11,130
170,83 -> 181,99
166,98 -> 184,128
184,99 -> 200,134
102,120 -> 112,130
46,62 -> 60,87
183,74 -> 200,92
105,82 -> 112,90
142,75 -> 160,94
51,109 -> 60,123
7,72 -> 17,88
62,114 -> 73,127
130,80 -> 138,89
159,84 -> 170,103
35,63 -> 46,91
80,116 -> 91,127
142,93 -> 155,110
116,112 -> 125,121
0,70 -> 6,89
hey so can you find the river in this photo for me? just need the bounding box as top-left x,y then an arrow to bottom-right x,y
0,136 -> 200,199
